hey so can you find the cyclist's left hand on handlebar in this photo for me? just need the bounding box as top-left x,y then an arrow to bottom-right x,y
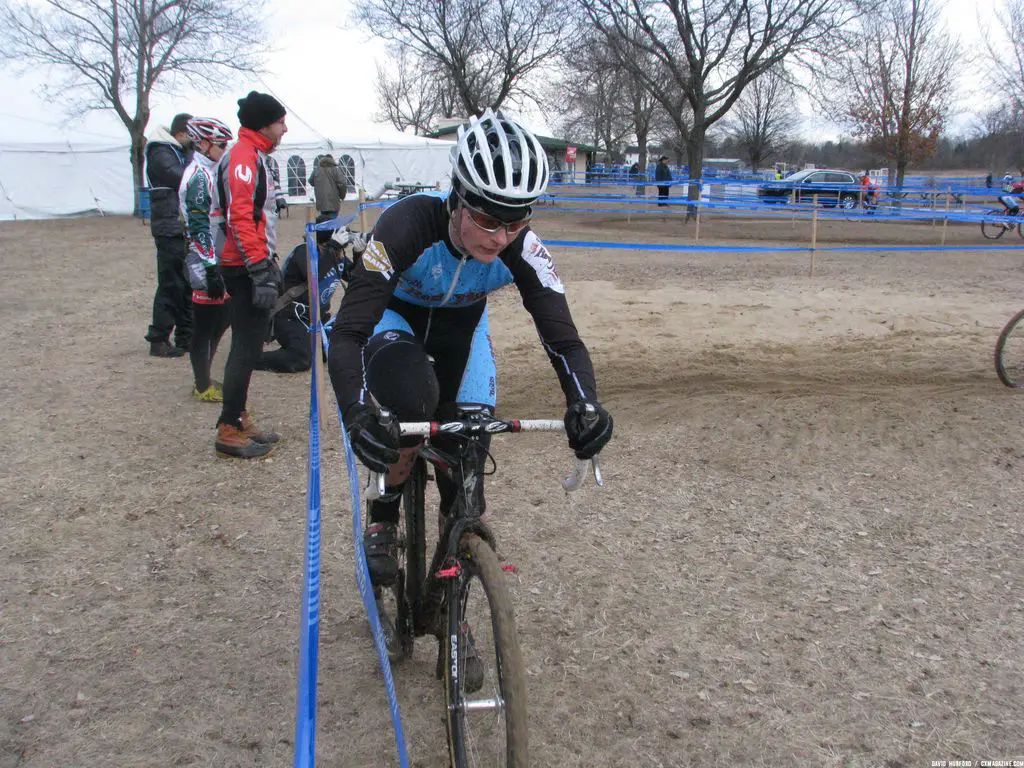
564,400 -> 613,460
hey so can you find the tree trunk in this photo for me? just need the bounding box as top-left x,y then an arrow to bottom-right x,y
686,120 -> 706,214
130,130 -> 146,216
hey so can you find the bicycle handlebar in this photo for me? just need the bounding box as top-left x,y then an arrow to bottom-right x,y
363,417 -> 604,500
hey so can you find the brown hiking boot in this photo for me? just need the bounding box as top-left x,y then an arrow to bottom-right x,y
240,410 -> 280,445
215,423 -> 274,459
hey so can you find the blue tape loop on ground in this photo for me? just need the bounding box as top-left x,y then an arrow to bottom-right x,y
318,324 -> 411,768
295,232 -> 409,768
294,238 -> 323,767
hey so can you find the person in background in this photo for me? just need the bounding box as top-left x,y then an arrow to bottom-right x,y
629,161 -> 644,196
214,91 -> 287,459
254,217 -> 365,373
179,117 -> 234,402
985,172 -> 994,189
144,112 -> 194,357
859,170 -> 879,209
309,153 -> 348,219
655,155 -> 673,207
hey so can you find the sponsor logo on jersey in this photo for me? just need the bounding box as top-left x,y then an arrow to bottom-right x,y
362,239 -> 394,280
522,231 -> 564,293
234,165 -> 253,184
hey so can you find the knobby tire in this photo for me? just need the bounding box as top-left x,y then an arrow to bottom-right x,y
995,308 -> 1024,388
444,533 -> 528,768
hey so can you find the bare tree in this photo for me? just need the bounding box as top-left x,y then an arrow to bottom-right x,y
0,0 -> 268,213
816,0 -> 959,188
544,32 -> 633,157
722,67 -> 800,171
580,0 -> 857,202
374,51 -> 459,135
983,0 -> 1024,114
354,0 -> 571,118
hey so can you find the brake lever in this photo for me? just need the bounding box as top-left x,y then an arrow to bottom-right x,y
562,455 -> 603,492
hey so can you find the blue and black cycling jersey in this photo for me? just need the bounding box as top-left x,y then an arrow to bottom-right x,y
327,193 -> 598,411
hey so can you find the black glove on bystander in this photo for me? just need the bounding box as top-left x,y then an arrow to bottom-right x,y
249,257 -> 282,310
564,400 -> 613,460
344,402 -> 401,473
205,266 -> 226,300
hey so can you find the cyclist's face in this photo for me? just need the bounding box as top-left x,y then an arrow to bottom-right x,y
454,206 -> 521,263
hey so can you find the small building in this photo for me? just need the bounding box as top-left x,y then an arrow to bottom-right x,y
425,124 -> 599,183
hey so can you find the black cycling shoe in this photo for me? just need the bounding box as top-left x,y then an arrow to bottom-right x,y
462,623 -> 485,693
363,522 -> 399,587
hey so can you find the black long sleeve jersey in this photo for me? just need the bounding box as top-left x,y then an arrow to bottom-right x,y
327,193 -> 598,412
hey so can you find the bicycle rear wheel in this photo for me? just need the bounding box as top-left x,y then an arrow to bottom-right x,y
995,308 -> 1024,388
443,533 -> 528,768
982,209 -> 1009,240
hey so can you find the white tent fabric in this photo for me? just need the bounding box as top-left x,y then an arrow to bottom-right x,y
0,134 -> 454,221
0,142 -> 132,220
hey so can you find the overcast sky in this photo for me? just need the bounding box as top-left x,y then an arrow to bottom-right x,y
0,0 -> 1000,145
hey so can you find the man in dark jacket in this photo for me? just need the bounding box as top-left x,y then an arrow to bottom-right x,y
309,154 -> 347,217
655,155 -> 673,207
145,112 -> 194,357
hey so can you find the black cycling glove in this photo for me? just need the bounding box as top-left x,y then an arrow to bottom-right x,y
204,266 -> 226,300
344,402 -> 401,473
249,257 -> 282,311
564,400 -> 613,460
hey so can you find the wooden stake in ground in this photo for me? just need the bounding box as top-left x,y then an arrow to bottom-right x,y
694,201 -> 701,243
941,194 -> 950,246
810,195 -> 819,277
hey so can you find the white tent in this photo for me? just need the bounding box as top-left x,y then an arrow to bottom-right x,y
0,133 -> 454,221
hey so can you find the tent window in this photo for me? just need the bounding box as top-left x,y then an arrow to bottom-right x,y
339,154 -> 356,188
286,155 -> 307,196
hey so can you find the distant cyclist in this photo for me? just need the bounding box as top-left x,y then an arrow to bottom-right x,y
327,109 -> 614,591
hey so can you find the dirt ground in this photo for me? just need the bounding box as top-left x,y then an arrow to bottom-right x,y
1,201 -> 1023,768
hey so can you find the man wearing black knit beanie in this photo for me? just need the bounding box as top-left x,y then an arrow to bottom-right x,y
213,91 -> 289,458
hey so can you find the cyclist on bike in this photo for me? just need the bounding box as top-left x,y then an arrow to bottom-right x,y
327,109 -> 614,588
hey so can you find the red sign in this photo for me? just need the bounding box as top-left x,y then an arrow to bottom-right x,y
565,146 -> 577,163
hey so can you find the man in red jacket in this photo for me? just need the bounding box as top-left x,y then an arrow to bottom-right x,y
214,91 -> 288,458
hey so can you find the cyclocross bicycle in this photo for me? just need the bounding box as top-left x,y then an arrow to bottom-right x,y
980,200 -> 1024,240
364,404 -> 602,768
995,308 -> 1024,387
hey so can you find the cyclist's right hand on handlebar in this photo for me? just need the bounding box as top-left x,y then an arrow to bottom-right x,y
343,402 -> 400,473
564,400 -> 613,460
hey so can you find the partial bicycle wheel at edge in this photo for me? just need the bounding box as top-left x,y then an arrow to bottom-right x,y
443,533 -> 528,768
995,308 -> 1024,388
981,209 -> 1010,240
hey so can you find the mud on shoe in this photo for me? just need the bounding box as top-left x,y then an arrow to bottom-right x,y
363,522 -> 399,587
150,341 -> 185,358
240,410 -> 280,445
215,423 -> 274,459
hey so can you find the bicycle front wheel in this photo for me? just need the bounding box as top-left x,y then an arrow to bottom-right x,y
995,308 -> 1024,388
982,209 -> 1009,240
443,533 -> 528,768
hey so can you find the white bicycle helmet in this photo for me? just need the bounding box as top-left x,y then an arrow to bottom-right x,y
450,109 -> 548,211
186,117 -> 234,145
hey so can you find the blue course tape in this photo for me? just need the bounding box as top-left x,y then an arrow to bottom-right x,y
543,239 -> 1024,253
294,224 -> 324,768
295,220 -> 410,767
